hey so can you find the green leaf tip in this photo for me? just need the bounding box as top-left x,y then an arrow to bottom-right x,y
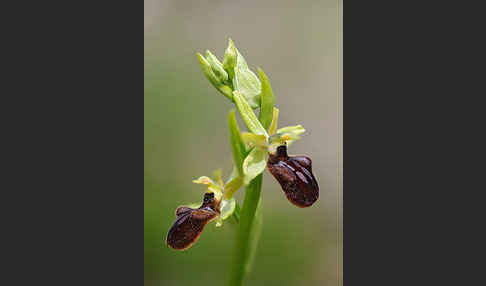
272,124 -> 306,146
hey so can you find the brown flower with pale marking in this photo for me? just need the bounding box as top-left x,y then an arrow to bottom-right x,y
166,192 -> 221,250
267,144 -> 319,207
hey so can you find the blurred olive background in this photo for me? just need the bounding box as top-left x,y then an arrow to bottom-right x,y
144,1 -> 342,285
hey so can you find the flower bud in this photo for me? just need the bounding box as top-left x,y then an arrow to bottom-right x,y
206,50 -> 228,83
267,145 -> 319,207
222,38 -> 237,80
166,192 -> 221,250
197,53 -> 233,101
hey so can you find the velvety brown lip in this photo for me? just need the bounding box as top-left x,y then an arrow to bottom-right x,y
267,145 -> 319,207
166,193 -> 221,250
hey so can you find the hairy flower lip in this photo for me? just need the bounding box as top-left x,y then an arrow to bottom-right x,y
166,193 -> 221,250
267,145 -> 319,208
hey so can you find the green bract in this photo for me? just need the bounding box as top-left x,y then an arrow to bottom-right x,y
233,91 -> 268,137
257,68 -> 275,130
228,110 -> 247,176
242,147 -> 267,185
233,52 -> 261,109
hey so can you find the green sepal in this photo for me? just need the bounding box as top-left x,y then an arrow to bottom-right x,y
276,125 -> 305,145
193,175 -> 216,186
215,198 -> 236,227
211,168 -> 224,188
240,132 -> 267,149
223,174 -> 244,200
193,175 -> 223,199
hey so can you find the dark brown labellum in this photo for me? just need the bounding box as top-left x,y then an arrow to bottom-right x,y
267,145 -> 319,207
166,192 -> 221,250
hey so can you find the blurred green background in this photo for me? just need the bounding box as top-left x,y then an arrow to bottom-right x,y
144,1 -> 342,285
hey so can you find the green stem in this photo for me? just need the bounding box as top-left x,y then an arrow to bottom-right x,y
228,174 -> 263,286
